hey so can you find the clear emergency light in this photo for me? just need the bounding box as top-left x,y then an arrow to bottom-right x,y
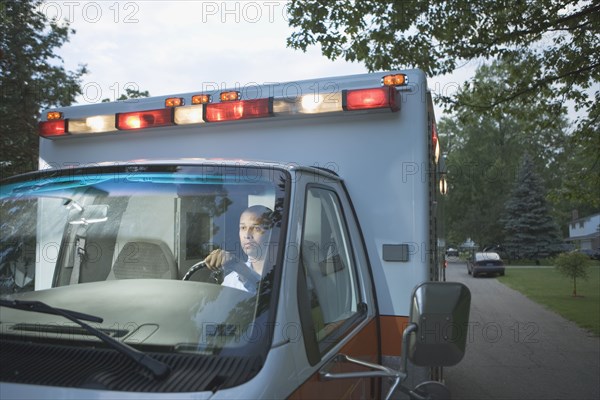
69,115 -> 116,135
39,83 -> 403,139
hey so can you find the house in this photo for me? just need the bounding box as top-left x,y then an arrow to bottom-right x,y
566,212 -> 600,251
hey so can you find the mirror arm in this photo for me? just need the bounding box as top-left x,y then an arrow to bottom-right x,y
399,322 -> 418,374
320,354 -> 403,379
318,323 -> 437,400
319,354 -> 408,400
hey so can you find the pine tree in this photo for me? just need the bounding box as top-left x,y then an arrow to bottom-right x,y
502,154 -> 562,260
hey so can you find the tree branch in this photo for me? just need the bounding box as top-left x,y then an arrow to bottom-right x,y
448,62 -> 600,110
504,3 -> 600,40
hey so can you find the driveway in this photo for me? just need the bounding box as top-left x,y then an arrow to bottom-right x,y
443,260 -> 600,400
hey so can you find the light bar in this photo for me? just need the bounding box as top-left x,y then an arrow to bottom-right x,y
39,83 -> 405,139
174,105 -> 205,125
116,109 -> 174,130
69,115 -> 116,135
204,98 -> 272,123
343,87 -> 399,112
39,120 -> 67,138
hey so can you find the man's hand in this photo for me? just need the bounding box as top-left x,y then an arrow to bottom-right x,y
203,249 -> 235,271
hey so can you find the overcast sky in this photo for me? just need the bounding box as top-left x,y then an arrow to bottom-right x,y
43,0 -> 474,119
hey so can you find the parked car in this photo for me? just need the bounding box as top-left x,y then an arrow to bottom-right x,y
446,248 -> 459,258
467,252 -> 505,277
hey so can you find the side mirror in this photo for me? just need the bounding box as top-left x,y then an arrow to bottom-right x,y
318,281 -> 471,400
408,281 -> 471,366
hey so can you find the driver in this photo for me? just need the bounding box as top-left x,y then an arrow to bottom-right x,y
203,205 -> 273,293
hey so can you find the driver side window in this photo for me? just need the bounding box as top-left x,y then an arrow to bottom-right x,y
300,186 -> 360,349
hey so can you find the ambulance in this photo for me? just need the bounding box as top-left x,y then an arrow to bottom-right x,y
0,69 -> 470,399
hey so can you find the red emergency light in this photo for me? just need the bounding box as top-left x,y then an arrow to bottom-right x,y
204,98 -> 272,123
343,87 -> 399,112
116,109 -> 174,130
39,120 -> 67,138
432,121 -> 440,164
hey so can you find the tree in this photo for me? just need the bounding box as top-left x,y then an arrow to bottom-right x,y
286,1 -> 598,105
286,1 -> 599,205
440,58 -> 568,247
550,96 -> 600,211
102,87 -> 150,103
501,154 -> 563,260
554,252 -> 590,297
0,0 -> 87,179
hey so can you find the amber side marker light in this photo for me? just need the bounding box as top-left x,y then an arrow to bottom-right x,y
220,91 -> 241,102
382,74 -> 407,86
165,97 -> 184,107
46,111 -> 63,120
192,94 -> 211,104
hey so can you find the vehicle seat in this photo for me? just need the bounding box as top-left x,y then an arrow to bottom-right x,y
301,240 -> 350,333
107,240 -> 178,280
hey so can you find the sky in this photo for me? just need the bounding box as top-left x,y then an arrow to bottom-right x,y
42,0 -> 475,119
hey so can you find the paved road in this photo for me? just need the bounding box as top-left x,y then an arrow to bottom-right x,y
443,260 -> 600,400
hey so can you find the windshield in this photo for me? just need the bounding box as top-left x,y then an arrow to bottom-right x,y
0,164 -> 288,362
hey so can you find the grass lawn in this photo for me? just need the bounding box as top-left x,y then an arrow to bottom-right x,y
497,266 -> 600,336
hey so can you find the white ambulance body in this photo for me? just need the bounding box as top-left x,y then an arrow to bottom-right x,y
0,70 -> 469,399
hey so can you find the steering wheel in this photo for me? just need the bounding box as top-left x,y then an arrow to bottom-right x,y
182,261 -> 222,283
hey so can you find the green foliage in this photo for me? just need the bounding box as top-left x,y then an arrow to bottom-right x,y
498,267 -> 599,335
554,252 -> 591,296
502,153 -> 563,259
286,0 -> 599,208
0,0 -> 87,178
101,87 -> 150,103
550,94 -> 600,210
287,0 -> 598,96
440,58 -> 568,248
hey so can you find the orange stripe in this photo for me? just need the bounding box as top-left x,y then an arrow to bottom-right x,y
288,318 -> 379,399
378,315 -> 409,357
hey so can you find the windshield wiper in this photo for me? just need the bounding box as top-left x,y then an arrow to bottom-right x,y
0,299 -> 102,322
0,299 -> 170,380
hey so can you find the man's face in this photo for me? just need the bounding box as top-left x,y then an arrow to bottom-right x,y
239,211 -> 270,260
